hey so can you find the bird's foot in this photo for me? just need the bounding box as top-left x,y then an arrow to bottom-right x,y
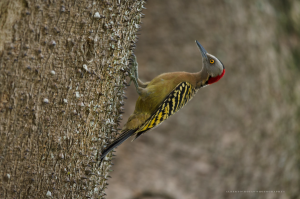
128,54 -> 140,93
128,54 -> 138,80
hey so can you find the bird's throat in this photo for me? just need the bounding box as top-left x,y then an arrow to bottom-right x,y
207,69 -> 225,84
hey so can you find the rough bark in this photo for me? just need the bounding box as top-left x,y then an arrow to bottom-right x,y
0,0 -> 145,198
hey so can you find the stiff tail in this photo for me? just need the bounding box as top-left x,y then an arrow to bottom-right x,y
99,129 -> 136,164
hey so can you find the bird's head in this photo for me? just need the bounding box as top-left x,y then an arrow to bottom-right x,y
196,40 -> 225,84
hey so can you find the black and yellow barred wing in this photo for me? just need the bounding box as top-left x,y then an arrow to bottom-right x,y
134,82 -> 198,139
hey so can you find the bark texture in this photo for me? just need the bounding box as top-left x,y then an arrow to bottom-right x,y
0,0 -> 145,198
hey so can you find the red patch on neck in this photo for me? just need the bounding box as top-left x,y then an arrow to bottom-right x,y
207,69 -> 225,84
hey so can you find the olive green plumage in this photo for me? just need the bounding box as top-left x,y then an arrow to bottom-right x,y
99,41 -> 225,163
133,81 -> 197,140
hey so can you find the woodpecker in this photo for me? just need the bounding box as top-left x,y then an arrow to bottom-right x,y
99,41 -> 225,163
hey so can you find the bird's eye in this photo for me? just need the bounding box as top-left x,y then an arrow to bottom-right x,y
210,59 -> 215,64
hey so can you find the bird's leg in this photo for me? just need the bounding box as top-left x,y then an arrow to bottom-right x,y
132,55 -> 149,88
128,55 -> 149,95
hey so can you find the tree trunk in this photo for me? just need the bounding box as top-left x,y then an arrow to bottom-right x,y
0,0 -> 145,198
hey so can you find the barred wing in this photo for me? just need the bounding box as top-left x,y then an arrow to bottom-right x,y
134,82 -> 198,139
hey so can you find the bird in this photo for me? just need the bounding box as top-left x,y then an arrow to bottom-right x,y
99,40 -> 225,164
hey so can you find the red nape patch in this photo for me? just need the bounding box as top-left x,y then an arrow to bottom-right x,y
207,69 -> 225,84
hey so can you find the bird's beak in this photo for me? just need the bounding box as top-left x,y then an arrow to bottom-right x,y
195,40 -> 208,60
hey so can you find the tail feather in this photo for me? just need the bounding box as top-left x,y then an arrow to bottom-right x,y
99,129 -> 136,164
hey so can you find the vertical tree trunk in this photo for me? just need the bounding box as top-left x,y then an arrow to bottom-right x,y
0,0 -> 145,198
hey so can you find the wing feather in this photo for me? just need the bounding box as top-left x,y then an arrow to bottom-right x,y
134,82 -> 197,140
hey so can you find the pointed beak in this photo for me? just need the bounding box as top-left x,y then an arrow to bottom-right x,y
195,40 -> 208,60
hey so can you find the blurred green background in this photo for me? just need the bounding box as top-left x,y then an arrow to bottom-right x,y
107,0 -> 300,198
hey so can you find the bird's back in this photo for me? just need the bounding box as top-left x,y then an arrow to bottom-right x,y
135,72 -> 198,113
124,72 -> 199,137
